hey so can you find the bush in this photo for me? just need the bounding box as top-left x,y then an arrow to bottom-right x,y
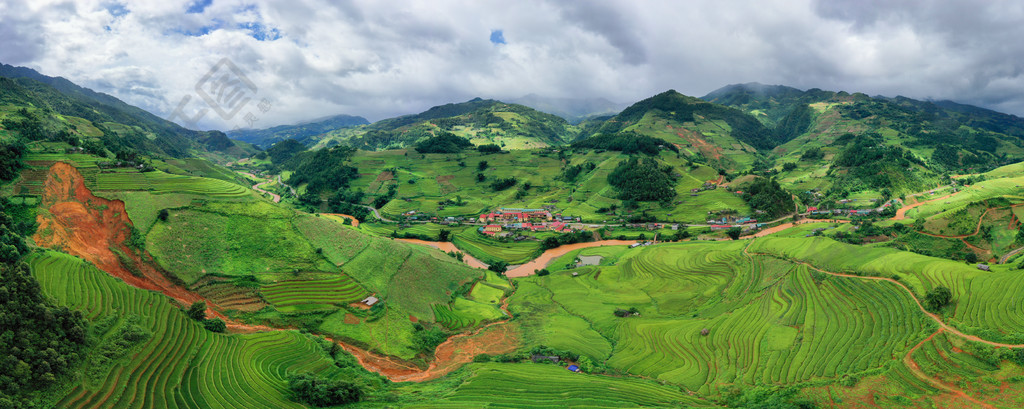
413,131 -> 472,153
287,373 -> 363,407
187,301 -> 207,321
924,286 -> 953,312
202,318 -> 226,333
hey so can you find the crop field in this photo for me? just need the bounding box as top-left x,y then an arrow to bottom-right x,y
509,240 -> 939,397
433,297 -> 506,330
260,275 -> 370,313
92,170 -> 253,197
27,251 -> 348,409
452,229 -> 542,264
401,363 -> 713,408
750,236 -> 1024,341
146,201 -> 334,283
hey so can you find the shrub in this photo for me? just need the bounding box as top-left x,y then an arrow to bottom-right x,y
287,373 -> 363,407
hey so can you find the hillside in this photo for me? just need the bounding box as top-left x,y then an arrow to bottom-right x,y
0,63 -> 258,161
313,98 -> 581,150
227,114 -> 369,148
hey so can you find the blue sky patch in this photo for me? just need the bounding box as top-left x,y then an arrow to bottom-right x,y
240,21 -> 281,41
490,29 -> 506,45
106,3 -> 129,17
187,0 -> 213,14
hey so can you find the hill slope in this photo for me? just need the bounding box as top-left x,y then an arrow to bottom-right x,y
227,114 -> 369,148
0,63 -> 257,161
318,98 -> 581,150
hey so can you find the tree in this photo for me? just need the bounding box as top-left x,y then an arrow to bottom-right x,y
157,209 -> 169,222
437,229 -> 451,242
187,301 -> 207,321
202,318 -> 227,333
287,373 -> 363,407
726,227 -> 742,240
476,173 -> 486,182
924,286 -> 953,312
488,261 -> 509,275
477,160 -> 489,171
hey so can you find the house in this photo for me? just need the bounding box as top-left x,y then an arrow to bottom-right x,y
977,264 -> 991,271
483,224 -> 502,233
567,365 -> 580,372
531,355 -> 560,363
361,296 -> 379,307
807,206 -> 818,212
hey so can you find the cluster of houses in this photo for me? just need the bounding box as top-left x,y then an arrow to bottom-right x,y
689,180 -> 720,195
706,215 -> 759,226
480,221 -> 571,235
478,208 -> 581,236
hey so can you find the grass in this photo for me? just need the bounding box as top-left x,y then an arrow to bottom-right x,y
27,250 -> 348,409
345,149 -> 756,224
146,201 -> 334,284
400,363 -> 714,408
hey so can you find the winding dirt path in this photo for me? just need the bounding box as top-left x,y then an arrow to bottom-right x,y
505,240 -> 638,277
396,238 -> 489,269
743,242 -> 1024,348
903,329 -> 995,409
891,192 -> 957,220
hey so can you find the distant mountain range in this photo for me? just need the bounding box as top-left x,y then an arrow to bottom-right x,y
0,63 -> 257,161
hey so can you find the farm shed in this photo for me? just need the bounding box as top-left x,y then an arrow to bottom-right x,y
567,365 -> 580,372
361,296 -> 379,306
977,264 -> 990,271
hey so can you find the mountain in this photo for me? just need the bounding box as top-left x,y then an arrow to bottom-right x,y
321,98 -> 581,150
227,114 -> 369,148
703,82 -> 1024,173
576,89 -> 775,170
0,63 -> 257,161
508,94 -> 626,123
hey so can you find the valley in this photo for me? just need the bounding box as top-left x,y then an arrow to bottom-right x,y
6,65 -> 1024,408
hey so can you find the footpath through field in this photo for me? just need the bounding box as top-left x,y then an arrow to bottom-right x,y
742,241 -> 1024,349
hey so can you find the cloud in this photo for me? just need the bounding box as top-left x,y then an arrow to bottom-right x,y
2,0 -> 1024,131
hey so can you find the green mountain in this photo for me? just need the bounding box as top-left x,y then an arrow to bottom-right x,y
577,90 -> 772,170
0,63 -> 257,161
227,114 -> 369,148
323,98 -> 581,150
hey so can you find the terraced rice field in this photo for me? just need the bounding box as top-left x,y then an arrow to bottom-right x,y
402,363 -> 713,408
190,278 -> 267,312
261,275 -> 370,312
452,229 -> 542,264
28,250 -> 347,409
513,240 -> 933,396
432,297 -> 506,330
93,170 -> 252,197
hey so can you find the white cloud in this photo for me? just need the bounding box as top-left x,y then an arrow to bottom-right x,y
1,0 -> 1023,131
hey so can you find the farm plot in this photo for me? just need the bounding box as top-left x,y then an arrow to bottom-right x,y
261,275 -> 370,313
28,251 -> 348,409
401,363 -> 712,408
93,170 -> 252,198
452,229 -> 542,264
512,240 -> 933,396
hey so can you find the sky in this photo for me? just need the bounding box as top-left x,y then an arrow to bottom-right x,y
2,0 -> 1023,131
